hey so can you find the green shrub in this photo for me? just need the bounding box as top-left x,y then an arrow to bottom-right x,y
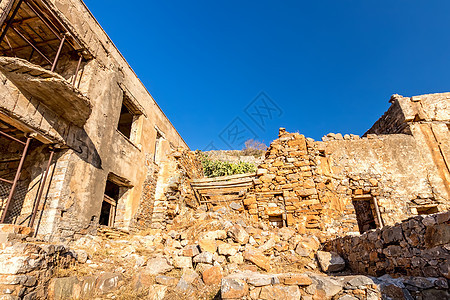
200,155 -> 256,178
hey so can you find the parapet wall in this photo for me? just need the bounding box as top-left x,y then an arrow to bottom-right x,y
323,211 -> 450,279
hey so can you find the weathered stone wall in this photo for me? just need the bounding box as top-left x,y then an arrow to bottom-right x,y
323,211 -> 450,279
0,225 -> 76,299
0,0 -> 190,240
365,94 -> 411,135
367,93 -> 450,202
245,125 -> 449,239
149,149 -> 204,229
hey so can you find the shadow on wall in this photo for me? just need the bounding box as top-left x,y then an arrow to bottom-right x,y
23,91 -> 103,170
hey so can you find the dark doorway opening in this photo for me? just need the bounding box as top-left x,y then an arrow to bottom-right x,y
352,198 -> 377,233
99,180 -> 120,226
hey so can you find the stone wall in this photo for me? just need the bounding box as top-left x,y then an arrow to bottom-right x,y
0,225 -> 76,299
149,148 -> 204,229
220,271 -> 449,300
323,211 -> 450,279
244,125 -> 449,239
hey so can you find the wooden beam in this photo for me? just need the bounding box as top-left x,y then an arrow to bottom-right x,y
191,173 -> 256,183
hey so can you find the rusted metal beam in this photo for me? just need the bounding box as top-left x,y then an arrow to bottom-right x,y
29,148 -> 54,228
0,177 -> 13,185
0,128 -> 26,145
0,37 -> 58,52
1,137 -> 31,223
72,54 -> 82,87
11,25 -> 52,64
50,34 -> 65,72
0,0 -> 24,45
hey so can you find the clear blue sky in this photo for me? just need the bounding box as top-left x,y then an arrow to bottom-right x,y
84,0 -> 450,150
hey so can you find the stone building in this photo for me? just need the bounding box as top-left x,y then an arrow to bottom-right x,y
0,0 -> 190,241
243,92 -> 449,239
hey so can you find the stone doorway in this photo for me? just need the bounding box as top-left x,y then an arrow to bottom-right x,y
352,197 -> 377,233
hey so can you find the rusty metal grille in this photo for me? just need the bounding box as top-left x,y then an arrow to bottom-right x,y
0,181 -> 10,208
0,181 -> 30,224
5,183 -> 28,224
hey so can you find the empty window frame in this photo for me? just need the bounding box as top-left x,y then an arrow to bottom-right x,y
99,174 -> 132,227
117,94 -> 142,141
153,130 -> 164,163
99,180 -> 120,226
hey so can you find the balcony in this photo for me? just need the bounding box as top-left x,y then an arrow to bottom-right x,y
0,0 -> 93,126
0,56 -> 92,126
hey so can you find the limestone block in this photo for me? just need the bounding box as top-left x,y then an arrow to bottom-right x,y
145,257 -> 173,275
173,256 -> 193,269
193,252 -> 214,264
264,206 -> 284,217
183,245 -> 200,257
217,242 -> 239,256
202,266 -> 222,285
198,239 -> 217,253
259,284 -> 301,300
243,247 -> 270,271
279,273 -> 312,285
316,251 -> 346,272
228,224 -> 250,245
221,277 -> 249,299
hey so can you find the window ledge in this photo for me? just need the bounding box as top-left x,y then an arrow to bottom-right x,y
116,129 -> 142,151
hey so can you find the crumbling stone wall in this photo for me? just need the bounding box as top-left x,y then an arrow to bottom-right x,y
323,211 -> 450,279
0,225 -> 75,299
129,155 -> 159,232
367,93 -> 450,202
245,125 -> 449,239
135,148 -> 203,230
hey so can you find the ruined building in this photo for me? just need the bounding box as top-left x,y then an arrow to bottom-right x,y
241,93 -> 450,239
0,0 -> 449,246
0,0 -> 190,241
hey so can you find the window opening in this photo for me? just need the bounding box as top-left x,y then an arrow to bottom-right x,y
268,215 -> 283,228
117,103 -> 133,139
416,205 -> 439,215
154,131 -> 163,163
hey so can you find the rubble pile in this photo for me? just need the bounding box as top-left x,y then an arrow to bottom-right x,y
0,207 -> 448,299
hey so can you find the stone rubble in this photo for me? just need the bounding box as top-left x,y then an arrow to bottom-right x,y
0,206 -> 448,299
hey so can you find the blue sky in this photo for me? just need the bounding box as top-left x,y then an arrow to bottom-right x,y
84,0 -> 450,150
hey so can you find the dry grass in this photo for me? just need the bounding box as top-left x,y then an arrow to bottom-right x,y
52,260 -> 93,278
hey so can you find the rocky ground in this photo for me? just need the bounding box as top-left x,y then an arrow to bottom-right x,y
36,205 -> 446,299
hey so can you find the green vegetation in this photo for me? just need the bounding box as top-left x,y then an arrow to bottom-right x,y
200,155 -> 256,178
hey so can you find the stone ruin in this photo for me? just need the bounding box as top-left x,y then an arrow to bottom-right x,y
0,0 -> 448,299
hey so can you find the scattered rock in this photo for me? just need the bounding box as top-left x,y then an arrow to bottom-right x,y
146,257 -> 173,275
243,247 -> 270,271
228,224 -> 250,245
202,266 -> 222,285
316,251 -> 345,272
